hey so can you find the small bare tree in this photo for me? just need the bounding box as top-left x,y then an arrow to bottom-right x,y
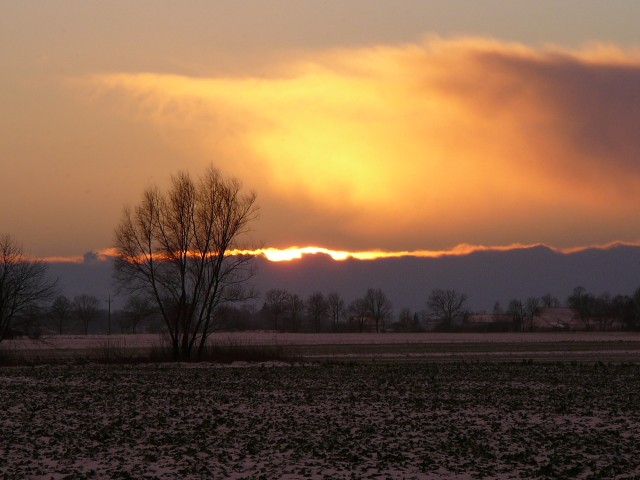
287,294 -> 305,332
524,296 -> 542,331
50,295 -> 72,335
427,289 -> 467,329
507,299 -> 525,331
327,292 -> 345,332
114,166 -> 258,360
397,308 -> 421,332
121,295 -> 155,333
0,234 -> 57,342
306,292 -> 328,333
365,288 -> 392,333
567,286 -> 595,330
541,293 -> 560,308
264,288 -> 290,331
348,298 -> 370,333
73,294 -> 100,335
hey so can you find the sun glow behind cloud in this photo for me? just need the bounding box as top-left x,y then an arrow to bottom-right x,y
231,241 -> 640,262
40,241 -> 640,265
83,36 -> 640,251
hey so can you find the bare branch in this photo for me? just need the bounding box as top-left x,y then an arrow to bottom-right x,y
0,234 -> 57,342
112,166 -> 259,360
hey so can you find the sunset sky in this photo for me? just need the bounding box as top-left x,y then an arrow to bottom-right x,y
2,1 -> 640,260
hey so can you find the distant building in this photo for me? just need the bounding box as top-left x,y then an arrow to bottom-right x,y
347,314 -> 377,333
465,307 -> 612,331
533,307 -> 578,330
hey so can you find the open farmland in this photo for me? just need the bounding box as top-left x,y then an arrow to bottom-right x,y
2,332 -> 640,364
1,361 -> 640,479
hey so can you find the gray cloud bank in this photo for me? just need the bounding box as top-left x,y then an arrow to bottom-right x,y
50,244 -> 640,313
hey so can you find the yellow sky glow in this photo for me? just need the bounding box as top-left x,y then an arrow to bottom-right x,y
80,37 -> 640,253
4,2 -> 640,259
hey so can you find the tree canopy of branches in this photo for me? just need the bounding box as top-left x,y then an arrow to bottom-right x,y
541,293 -> 560,308
50,295 -> 72,335
264,288 -> 290,331
113,166 -> 258,360
73,294 -> 100,335
348,297 -> 370,333
121,295 -> 155,333
327,292 -> 345,332
397,308 -> 421,332
567,286 -> 596,330
524,296 -> 542,331
287,293 -> 305,332
0,234 -> 57,342
507,299 -> 525,331
306,292 -> 328,333
364,288 -> 392,333
427,288 -> 467,329
565,286 -> 640,331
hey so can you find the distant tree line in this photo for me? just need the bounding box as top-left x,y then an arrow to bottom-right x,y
3,167 -> 640,346
4,261 -> 640,341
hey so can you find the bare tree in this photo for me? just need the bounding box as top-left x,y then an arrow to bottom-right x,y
594,292 -> 613,331
397,308 -> 421,332
121,295 -> 155,333
492,301 -> 505,323
567,286 -> 595,330
306,292 -> 328,333
507,299 -> 525,331
632,287 -> 640,330
427,289 -> 467,329
524,296 -> 542,331
50,295 -> 72,335
348,298 -> 370,333
327,292 -> 345,332
287,294 -> 305,332
73,294 -> 100,335
365,288 -> 392,333
541,293 -> 560,308
612,294 -> 635,330
0,234 -> 57,342
264,288 -> 290,332
113,166 -> 258,360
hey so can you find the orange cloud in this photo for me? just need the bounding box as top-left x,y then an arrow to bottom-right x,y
84,36 -> 640,251
42,241 -> 640,265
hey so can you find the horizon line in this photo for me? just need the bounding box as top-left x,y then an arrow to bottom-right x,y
38,240 -> 640,264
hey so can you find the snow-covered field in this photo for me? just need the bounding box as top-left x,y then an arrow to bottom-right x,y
4,331 -> 640,349
1,362 -> 639,479
3,332 -> 640,363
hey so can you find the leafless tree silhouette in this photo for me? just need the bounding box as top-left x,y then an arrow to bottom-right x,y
114,166 -> 258,360
73,294 -> 100,335
567,286 -> 595,331
365,288 -> 392,333
264,288 -> 290,331
348,298 -> 370,333
306,292 -> 328,333
287,293 -> 305,332
507,298 -> 525,331
524,296 -> 542,331
121,295 -> 155,333
327,292 -> 345,332
0,234 -> 57,342
541,293 -> 560,308
50,295 -> 72,335
427,288 -> 467,329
